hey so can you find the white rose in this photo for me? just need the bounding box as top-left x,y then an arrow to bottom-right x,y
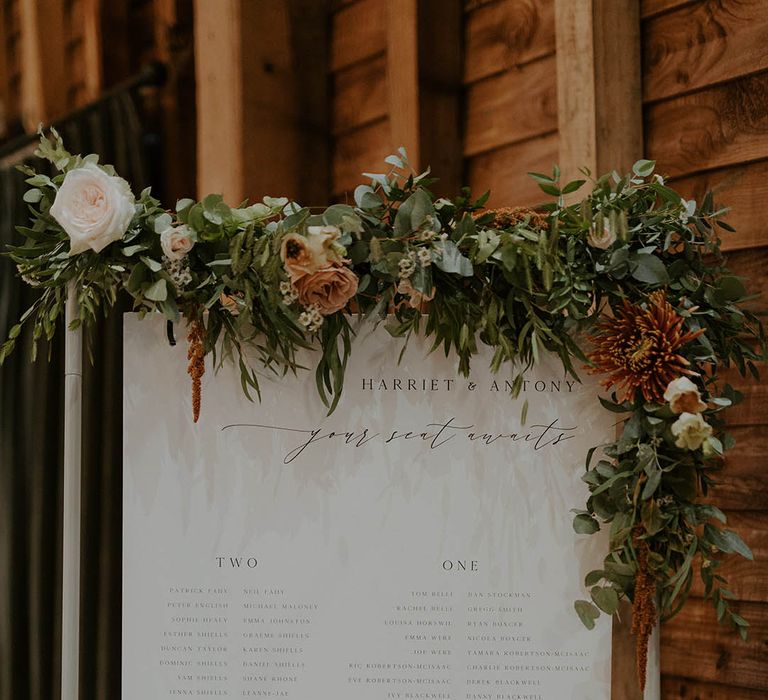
663,376 -> 707,414
50,162 -> 135,256
587,220 -> 616,250
671,412 -> 712,450
160,224 -> 195,261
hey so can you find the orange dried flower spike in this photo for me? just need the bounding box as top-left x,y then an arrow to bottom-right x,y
478,206 -> 549,231
632,529 -> 657,693
587,290 -> 705,403
187,319 -> 206,423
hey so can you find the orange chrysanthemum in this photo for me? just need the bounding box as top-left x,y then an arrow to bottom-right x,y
587,291 -> 704,403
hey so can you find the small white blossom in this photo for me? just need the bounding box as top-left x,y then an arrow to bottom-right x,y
299,304 -> 323,333
164,256 -> 192,289
398,252 -> 417,279
680,198 -> 697,224
280,280 -> 299,305
417,248 -> 432,267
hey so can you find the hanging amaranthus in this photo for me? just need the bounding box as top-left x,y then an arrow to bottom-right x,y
187,319 -> 206,423
632,527 -> 657,692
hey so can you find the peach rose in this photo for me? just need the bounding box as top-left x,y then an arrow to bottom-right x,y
280,226 -> 342,281
396,278 -> 435,310
294,266 -> 358,315
587,220 -> 616,250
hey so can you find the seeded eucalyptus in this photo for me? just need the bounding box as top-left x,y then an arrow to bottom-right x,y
3,133 -> 766,688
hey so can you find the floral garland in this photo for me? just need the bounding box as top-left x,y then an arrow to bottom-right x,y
3,131 -> 766,690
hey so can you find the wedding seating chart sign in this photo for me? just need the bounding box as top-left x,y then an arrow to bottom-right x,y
123,314 -> 613,699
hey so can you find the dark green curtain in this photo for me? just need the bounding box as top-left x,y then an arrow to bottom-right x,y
0,92 -> 153,700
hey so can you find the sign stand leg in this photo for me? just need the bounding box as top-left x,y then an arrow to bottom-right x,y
62,280 -> 82,700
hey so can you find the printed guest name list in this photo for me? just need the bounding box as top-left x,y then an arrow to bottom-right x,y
123,314 -> 612,699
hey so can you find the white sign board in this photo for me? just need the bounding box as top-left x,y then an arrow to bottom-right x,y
123,313 -> 613,699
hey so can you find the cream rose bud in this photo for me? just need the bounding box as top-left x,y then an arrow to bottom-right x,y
50,162 -> 135,255
663,376 -> 707,414
160,224 -> 195,261
587,220 -> 616,250
671,412 -> 713,451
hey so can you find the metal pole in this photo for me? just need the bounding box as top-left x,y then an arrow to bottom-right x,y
62,279 -> 82,699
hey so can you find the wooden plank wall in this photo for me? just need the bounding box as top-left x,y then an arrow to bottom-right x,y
641,0 -> 768,697
330,0 -> 391,199
464,0 -> 557,207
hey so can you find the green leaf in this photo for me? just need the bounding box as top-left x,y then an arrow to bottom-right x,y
573,513 -> 600,535
632,159 -> 656,177
394,189 -> 433,237
140,256 -> 162,273
630,253 -> 669,285
561,179 -> 586,194
591,586 -> 619,615
641,499 -> 666,535
144,278 -> 168,302
23,188 -> 42,203
585,570 -> 604,587
574,600 -> 600,630
434,240 -> 473,277
704,525 -> 754,560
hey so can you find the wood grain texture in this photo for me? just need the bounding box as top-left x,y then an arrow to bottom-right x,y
661,676 -> 768,700
466,131 -> 558,207
555,0 -> 643,180
713,475 -> 768,511
643,0 -> 768,103
332,55 -> 387,134
660,598 -> 768,690
687,511 -> 768,602
669,160 -> 768,251
464,54 -> 557,156
645,72 -> 768,179
464,0 -> 555,84
416,0 -> 464,196
332,118 -> 391,197
724,248 -> 768,301
330,0 -> 386,71
386,0 -> 420,166
641,0 -> 708,21
194,0 -> 244,202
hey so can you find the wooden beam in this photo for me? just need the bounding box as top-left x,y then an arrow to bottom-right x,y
417,0 -> 463,196
18,0 -> 67,130
555,0 -> 642,180
385,0 -> 463,195
81,0 -> 103,102
194,0 -> 330,204
193,0 -> 245,202
387,0 -> 421,168
554,3 -> 647,698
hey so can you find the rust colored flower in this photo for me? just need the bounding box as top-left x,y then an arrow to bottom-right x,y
187,319 -> 206,423
476,206 -> 549,231
632,528 -> 657,693
587,291 -> 704,403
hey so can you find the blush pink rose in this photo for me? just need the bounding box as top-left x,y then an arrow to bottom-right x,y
294,266 -> 358,315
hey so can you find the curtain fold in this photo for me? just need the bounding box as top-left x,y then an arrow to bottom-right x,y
0,92 -> 151,700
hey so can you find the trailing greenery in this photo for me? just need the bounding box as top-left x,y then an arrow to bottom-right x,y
3,132 -> 765,658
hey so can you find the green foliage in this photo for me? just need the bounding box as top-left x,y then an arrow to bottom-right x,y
3,134 -> 766,642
